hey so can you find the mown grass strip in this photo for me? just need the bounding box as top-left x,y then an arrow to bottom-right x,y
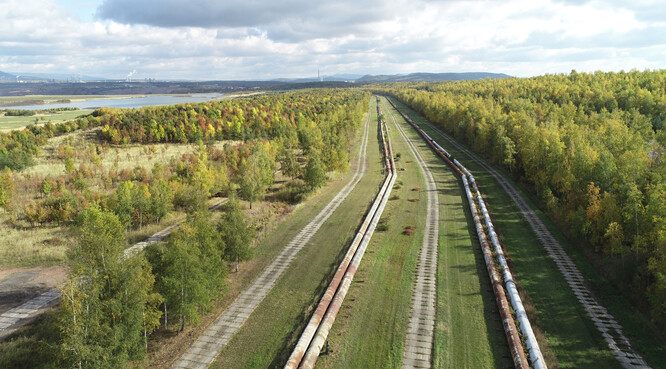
382,98 -> 511,368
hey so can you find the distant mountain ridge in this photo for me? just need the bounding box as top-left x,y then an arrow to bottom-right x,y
0,70 -> 15,80
273,72 -> 512,83
0,69 -> 512,84
271,73 -> 363,83
356,72 -> 512,82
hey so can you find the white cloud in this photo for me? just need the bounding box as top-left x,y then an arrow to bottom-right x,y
0,0 -> 664,79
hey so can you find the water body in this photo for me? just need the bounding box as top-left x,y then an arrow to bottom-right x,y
8,93 -> 223,110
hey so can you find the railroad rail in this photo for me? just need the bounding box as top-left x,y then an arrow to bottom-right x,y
386,97 -> 543,369
285,98 -> 396,369
407,104 -> 650,369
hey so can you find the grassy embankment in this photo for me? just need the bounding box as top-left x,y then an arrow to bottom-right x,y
314,97 -> 510,369
393,99 -> 666,368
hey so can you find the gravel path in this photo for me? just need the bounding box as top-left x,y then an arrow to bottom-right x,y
171,111 -> 371,369
419,119 -> 650,369
384,99 -> 439,369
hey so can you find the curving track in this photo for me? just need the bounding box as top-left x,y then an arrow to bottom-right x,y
171,106 -> 373,369
382,98 -> 440,369
410,107 -> 650,369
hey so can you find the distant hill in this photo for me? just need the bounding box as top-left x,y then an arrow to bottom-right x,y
0,70 -> 15,81
272,73 -> 363,83
273,72 -> 510,84
356,72 -> 512,83
10,72 -> 108,81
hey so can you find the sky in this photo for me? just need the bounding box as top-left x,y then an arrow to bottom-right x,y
0,0 -> 665,80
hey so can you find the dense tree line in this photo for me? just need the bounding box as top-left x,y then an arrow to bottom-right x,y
98,90 -> 368,146
379,70 -> 666,325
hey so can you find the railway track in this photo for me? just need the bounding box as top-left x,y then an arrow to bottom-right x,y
386,97 -> 535,368
284,98 -> 396,369
402,102 -> 650,369
172,105 -> 374,369
382,98 -> 440,369
0,198 -> 228,342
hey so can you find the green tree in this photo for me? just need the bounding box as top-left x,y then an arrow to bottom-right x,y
148,212 -> 224,332
110,181 -> 136,230
64,157 -> 75,175
218,198 -> 255,272
148,179 -> 173,223
58,205 -> 161,368
238,142 -> 275,208
0,168 -> 13,211
134,183 -> 150,229
304,150 -> 327,190
279,148 -> 302,180
41,179 -> 52,197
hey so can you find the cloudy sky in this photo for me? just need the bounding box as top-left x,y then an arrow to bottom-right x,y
1,0 -> 665,80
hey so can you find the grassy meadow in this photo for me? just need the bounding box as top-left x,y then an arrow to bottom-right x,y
0,110 -> 94,131
0,94 -> 148,107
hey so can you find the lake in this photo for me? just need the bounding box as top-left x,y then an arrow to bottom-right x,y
7,94 -> 223,110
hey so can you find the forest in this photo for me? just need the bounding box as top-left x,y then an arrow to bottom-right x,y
377,70 -> 666,327
0,89 -> 370,368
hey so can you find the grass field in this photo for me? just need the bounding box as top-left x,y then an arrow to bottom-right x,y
392,99 -> 666,368
22,127 -> 236,178
0,109 -> 93,131
0,221 -> 73,269
0,94 -> 148,107
382,99 -> 512,369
